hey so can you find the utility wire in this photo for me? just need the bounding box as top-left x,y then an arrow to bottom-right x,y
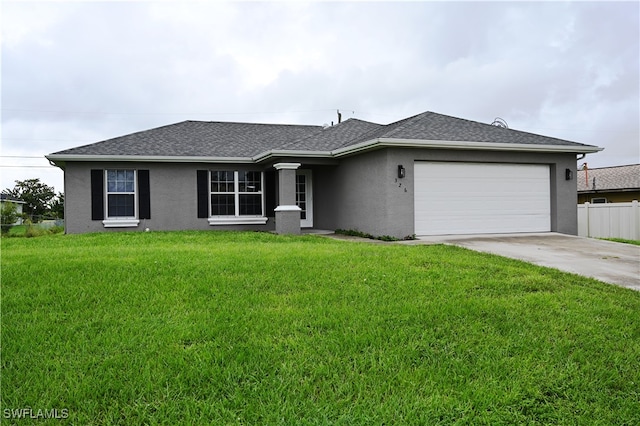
2,138 -> 95,142
1,107 -> 352,116
0,155 -> 48,159
0,165 -> 57,168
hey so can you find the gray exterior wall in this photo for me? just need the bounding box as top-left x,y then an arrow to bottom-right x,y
314,148 -> 578,238
64,162 -> 275,234
64,148 -> 579,237
313,149 -> 411,238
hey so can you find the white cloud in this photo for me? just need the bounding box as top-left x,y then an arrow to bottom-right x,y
1,1 -> 638,193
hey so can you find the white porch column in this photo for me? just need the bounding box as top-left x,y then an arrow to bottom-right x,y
273,163 -> 301,234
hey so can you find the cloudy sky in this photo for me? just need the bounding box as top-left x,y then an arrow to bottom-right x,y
2,1 -> 638,193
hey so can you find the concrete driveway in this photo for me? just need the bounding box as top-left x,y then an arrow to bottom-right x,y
409,233 -> 640,291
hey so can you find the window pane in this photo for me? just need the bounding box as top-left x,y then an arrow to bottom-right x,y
211,171 -> 234,193
239,194 -> 262,215
239,171 -> 261,192
107,169 -> 135,193
107,170 -> 117,184
296,174 -> 307,220
107,170 -> 117,192
107,194 -> 134,217
238,171 -> 246,192
124,171 -> 134,192
211,194 -> 234,215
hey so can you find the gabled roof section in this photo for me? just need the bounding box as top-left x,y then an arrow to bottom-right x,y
277,118 -> 383,151
350,111 -> 589,147
50,120 -> 323,158
577,164 -> 640,192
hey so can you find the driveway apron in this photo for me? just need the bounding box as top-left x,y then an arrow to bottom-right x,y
410,233 -> 640,291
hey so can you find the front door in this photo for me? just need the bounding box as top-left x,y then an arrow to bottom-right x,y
296,170 -> 313,228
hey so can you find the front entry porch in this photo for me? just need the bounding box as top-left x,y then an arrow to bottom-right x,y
272,163 -> 318,234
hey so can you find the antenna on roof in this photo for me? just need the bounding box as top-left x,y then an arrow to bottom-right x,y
491,117 -> 508,128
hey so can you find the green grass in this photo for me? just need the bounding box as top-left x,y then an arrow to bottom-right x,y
2,231 -> 639,425
602,237 -> 640,246
3,223 -> 64,238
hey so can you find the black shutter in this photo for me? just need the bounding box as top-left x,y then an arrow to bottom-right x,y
90,169 -> 104,220
138,170 -> 151,219
265,169 -> 276,215
197,170 -> 208,218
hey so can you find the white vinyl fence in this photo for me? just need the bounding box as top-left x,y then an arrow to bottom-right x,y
578,200 -> 640,240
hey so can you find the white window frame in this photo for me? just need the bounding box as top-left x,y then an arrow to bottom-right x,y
208,170 -> 267,225
103,169 -> 139,228
591,197 -> 608,204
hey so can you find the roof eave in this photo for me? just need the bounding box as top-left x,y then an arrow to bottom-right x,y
46,138 -> 604,167
331,138 -> 604,157
252,149 -> 333,163
578,188 -> 640,194
45,154 -> 255,165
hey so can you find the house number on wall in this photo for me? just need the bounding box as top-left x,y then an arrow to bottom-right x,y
394,178 -> 408,192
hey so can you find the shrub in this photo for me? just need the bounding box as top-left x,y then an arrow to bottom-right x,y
335,228 -> 401,242
24,220 -> 47,238
1,202 -> 19,235
49,225 -> 64,235
335,228 -> 374,239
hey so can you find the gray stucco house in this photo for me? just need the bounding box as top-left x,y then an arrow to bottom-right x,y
47,111 -> 602,237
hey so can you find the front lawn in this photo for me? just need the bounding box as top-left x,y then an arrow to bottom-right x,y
2,231 -> 639,424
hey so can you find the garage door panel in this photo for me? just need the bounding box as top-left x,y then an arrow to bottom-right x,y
414,162 -> 550,235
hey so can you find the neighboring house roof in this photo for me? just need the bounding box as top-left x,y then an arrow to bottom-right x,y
0,194 -> 26,204
47,111 -> 602,164
577,164 -> 640,193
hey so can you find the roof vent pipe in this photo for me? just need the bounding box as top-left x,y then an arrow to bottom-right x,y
491,117 -> 508,128
337,109 -> 342,124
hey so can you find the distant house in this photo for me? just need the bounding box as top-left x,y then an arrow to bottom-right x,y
577,164 -> 640,203
46,111 -> 602,237
0,194 -> 25,224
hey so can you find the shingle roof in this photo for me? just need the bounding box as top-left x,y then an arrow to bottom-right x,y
52,121 -> 323,157
278,119 -> 383,151
48,111 -> 599,159
577,164 -> 640,192
349,111 -> 586,146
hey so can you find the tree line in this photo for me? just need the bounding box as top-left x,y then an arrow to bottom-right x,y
1,178 -> 64,223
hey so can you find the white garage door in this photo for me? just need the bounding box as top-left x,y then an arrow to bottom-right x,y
414,162 -> 551,235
